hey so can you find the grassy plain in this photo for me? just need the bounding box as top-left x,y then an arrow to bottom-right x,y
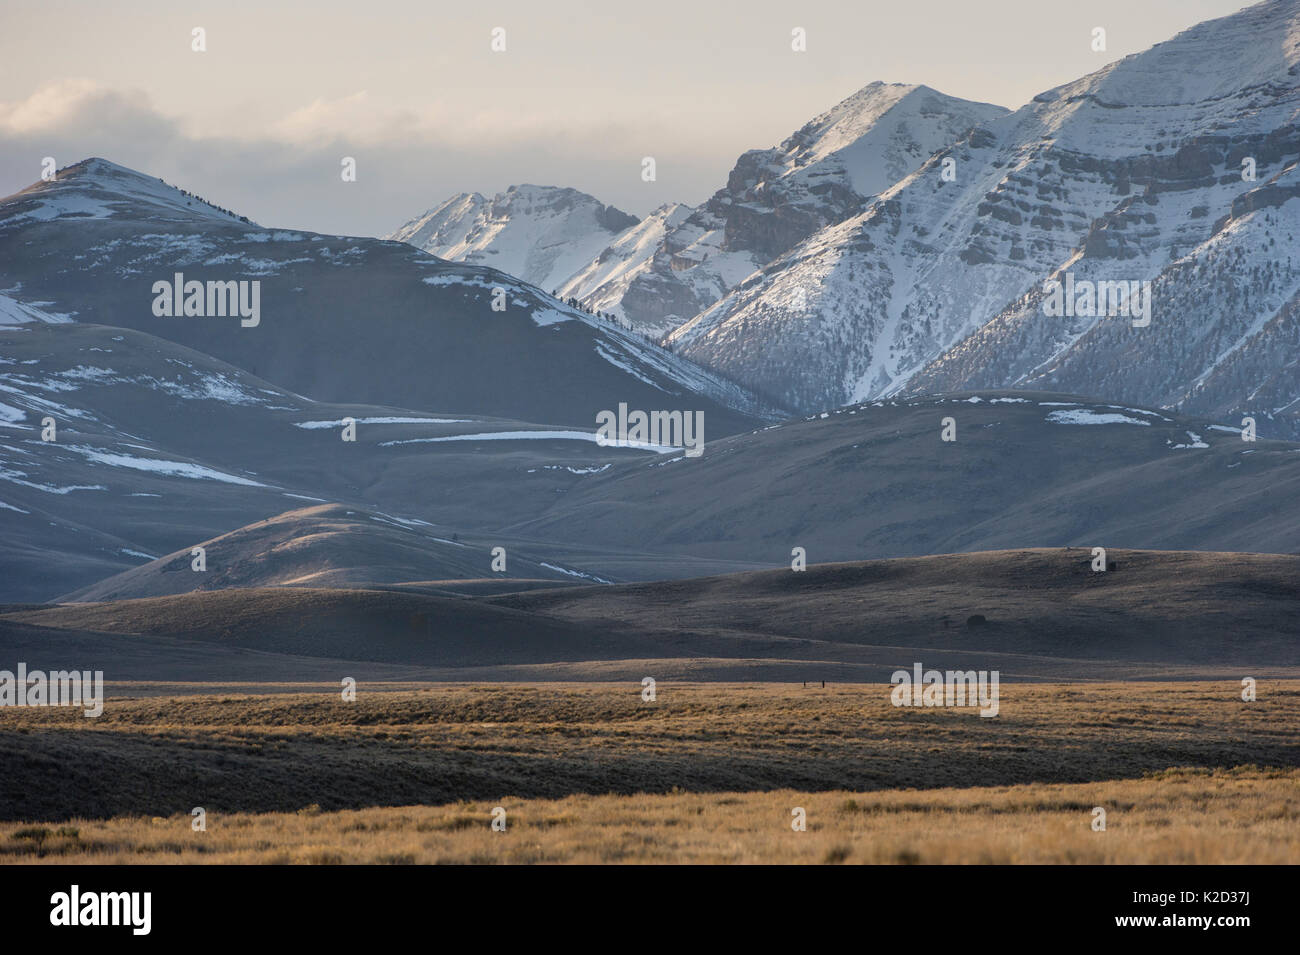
2,680 -> 1296,863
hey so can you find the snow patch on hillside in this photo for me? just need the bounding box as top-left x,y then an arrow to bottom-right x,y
1046,410 -> 1152,427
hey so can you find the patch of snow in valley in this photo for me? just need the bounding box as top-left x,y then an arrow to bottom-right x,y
381,430 -> 676,452
371,512 -> 435,529
594,343 -> 662,388
1045,409 -> 1152,427
65,445 -> 269,486
528,464 -> 612,475
1168,430 -> 1209,449
0,382 -> 95,420
539,562 -> 612,584
0,292 -> 74,325
0,463 -> 104,494
1100,405 -> 1171,421
293,417 -> 469,429
530,306 -> 573,327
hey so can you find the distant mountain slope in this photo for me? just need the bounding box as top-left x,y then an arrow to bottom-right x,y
492,548 -> 1300,667
55,503 -> 596,602
7,308 -> 1296,603
670,0 -> 1300,433
554,202 -> 726,340
508,392 -> 1300,563
0,319 -> 765,602
910,156 -> 1300,439
0,156 -> 254,227
0,159 -> 778,430
9,549 -> 1298,674
0,586 -> 647,667
386,184 -> 638,293
5,315 -> 1297,605
391,83 -> 1006,338
704,81 -> 1009,262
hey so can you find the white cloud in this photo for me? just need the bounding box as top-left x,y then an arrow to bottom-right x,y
0,80 -> 713,238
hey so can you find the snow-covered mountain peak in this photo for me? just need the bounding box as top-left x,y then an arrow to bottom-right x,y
387,82 -> 1008,337
0,157 -> 256,229
1085,0 -> 1300,107
1005,0 -> 1300,157
776,82 -> 1007,196
738,81 -> 1009,203
386,183 -> 638,293
667,0 -> 1300,439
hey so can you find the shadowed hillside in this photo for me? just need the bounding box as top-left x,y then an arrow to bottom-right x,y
7,549 -> 1297,681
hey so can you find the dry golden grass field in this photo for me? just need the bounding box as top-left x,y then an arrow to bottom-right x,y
3,769 -> 1296,865
2,681 -> 1297,863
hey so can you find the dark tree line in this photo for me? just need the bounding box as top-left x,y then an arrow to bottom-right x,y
162,178 -> 251,223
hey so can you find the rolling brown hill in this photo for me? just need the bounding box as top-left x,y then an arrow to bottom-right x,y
56,503 -> 593,602
3,587 -> 658,667
7,549 -> 1297,681
490,548 -> 1300,666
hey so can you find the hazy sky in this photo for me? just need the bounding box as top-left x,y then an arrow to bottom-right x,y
0,0 -> 1257,237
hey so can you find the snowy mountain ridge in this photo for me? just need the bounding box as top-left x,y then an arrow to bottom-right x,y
670,0 -> 1300,437
390,82 -> 1007,337
387,184 -> 638,295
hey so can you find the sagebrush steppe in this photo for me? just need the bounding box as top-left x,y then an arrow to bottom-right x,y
1,681 -> 1296,863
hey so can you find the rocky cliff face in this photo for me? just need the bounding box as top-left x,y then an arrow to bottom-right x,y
670,0 -> 1300,437
392,83 -> 1006,340
571,82 -> 1006,338
706,82 -> 1008,260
